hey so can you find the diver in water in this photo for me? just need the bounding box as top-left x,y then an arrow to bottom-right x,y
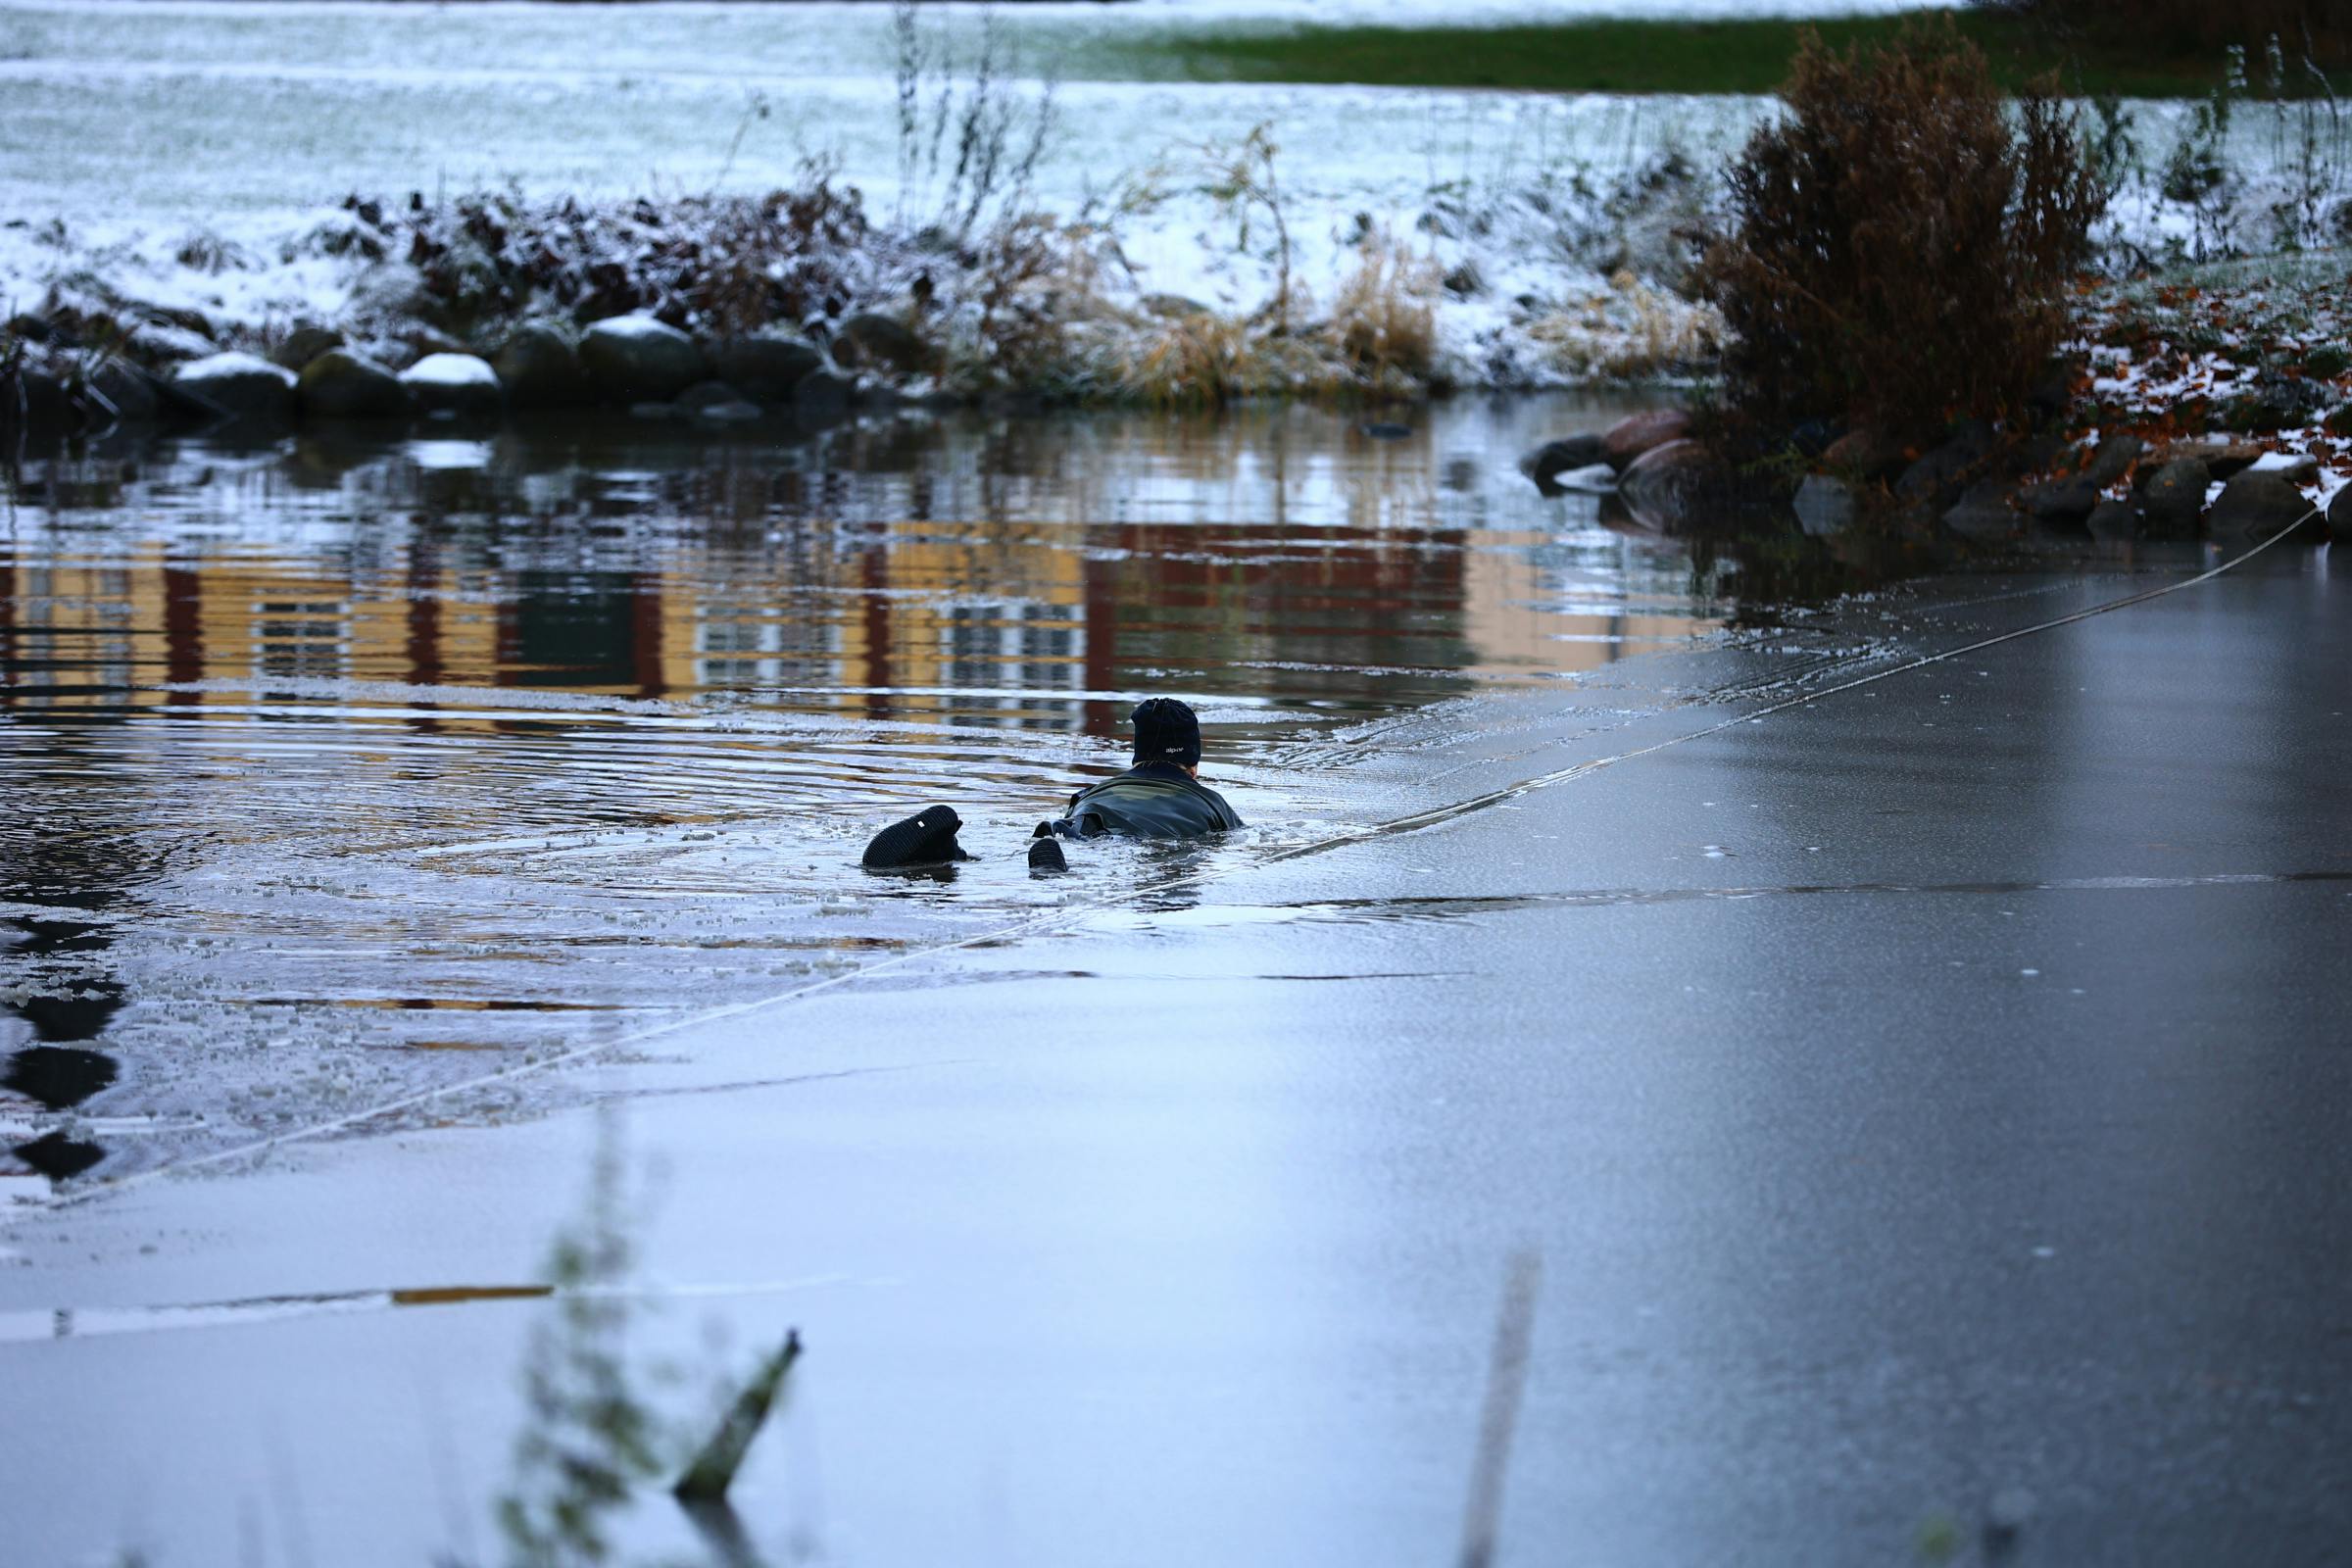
860,697 -> 1243,872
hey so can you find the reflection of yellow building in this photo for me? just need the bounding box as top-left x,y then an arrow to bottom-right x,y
0,546 -> 499,722
666,520 -> 1091,720
1462,527 -> 1716,677
2,504 -> 1714,729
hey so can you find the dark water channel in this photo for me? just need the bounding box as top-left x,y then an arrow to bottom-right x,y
1,394 -> 1940,1194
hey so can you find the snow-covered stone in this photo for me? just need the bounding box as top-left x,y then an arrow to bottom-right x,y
297,349 -> 408,419
400,353 -> 503,417
579,315 -> 706,404
2247,450 -> 2320,484
2206,472 -> 2322,540
170,352 -> 295,423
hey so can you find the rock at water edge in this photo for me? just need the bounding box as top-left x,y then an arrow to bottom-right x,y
298,349 -> 410,420
579,315 -> 708,405
710,332 -> 824,403
169,352 -> 297,424
400,353 -> 503,417
2205,472 -> 2322,540
496,323 -> 590,409
1521,432 -> 1608,492
1941,479 -> 2018,539
833,313 -> 930,377
1601,409 -> 1690,471
1793,473 -> 1858,536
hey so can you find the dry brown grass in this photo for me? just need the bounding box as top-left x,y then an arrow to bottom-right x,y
1325,231 -> 1442,392
1526,270 -> 1723,379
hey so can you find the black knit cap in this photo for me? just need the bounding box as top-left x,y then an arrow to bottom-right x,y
1130,697 -> 1201,767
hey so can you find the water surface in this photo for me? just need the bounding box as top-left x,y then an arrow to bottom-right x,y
2,393 -> 1925,1192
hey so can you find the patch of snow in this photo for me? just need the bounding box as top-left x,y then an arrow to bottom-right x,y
399,352 -> 497,386
407,439 -> 492,470
584,315 -> 687,342
172,350 -> 291,385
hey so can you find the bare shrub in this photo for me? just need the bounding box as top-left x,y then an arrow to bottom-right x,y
360,174 -> 872,340
890,0 -> 1060,238
1700,19 -> 2104,444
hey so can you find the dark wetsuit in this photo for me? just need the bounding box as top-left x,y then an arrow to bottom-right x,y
1049,761 -> 1244,840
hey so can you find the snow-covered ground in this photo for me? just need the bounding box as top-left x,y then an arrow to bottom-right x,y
0,0 -> 2342,393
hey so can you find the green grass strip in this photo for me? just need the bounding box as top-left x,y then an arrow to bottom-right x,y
1103,10 -> 2341,99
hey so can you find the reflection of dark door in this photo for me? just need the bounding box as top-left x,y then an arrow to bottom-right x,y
504,571 -> 662,693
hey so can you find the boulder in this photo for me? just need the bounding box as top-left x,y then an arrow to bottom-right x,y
495,322 -> 590,408
297,349 -> 409,420
832,312 -> 931,376
792,368 -> 853,425
677,380 -> 761,420
1793,473 -> 1859,536
1896,420 -> 1996,501
2159,435 -> 2269,478
399,353 -> 503,418
579,314 -> 708,404
1601,409 -> 1690,471
169,351 -> 296,423
270,324 -> 344,371
2138,458 -> 2210,539
1822,427 -> 1907,481
2018,474 -> 2099,522
1618,439 -> 1730,529
710,331 -> 823,403
1941,479 -> 2019,539
2085,499 -> 2142,542
2245,450 -> 2321,485
2204,471 -> 2323,540
2329,486 -> 2352,541
2081,433 -> 2145,488
1522,432 -> 1608,491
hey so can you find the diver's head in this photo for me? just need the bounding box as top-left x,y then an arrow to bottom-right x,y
1130,697 -> 1202,773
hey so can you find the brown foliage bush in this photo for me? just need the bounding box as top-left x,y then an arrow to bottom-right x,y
1701,19 -> 2104,445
